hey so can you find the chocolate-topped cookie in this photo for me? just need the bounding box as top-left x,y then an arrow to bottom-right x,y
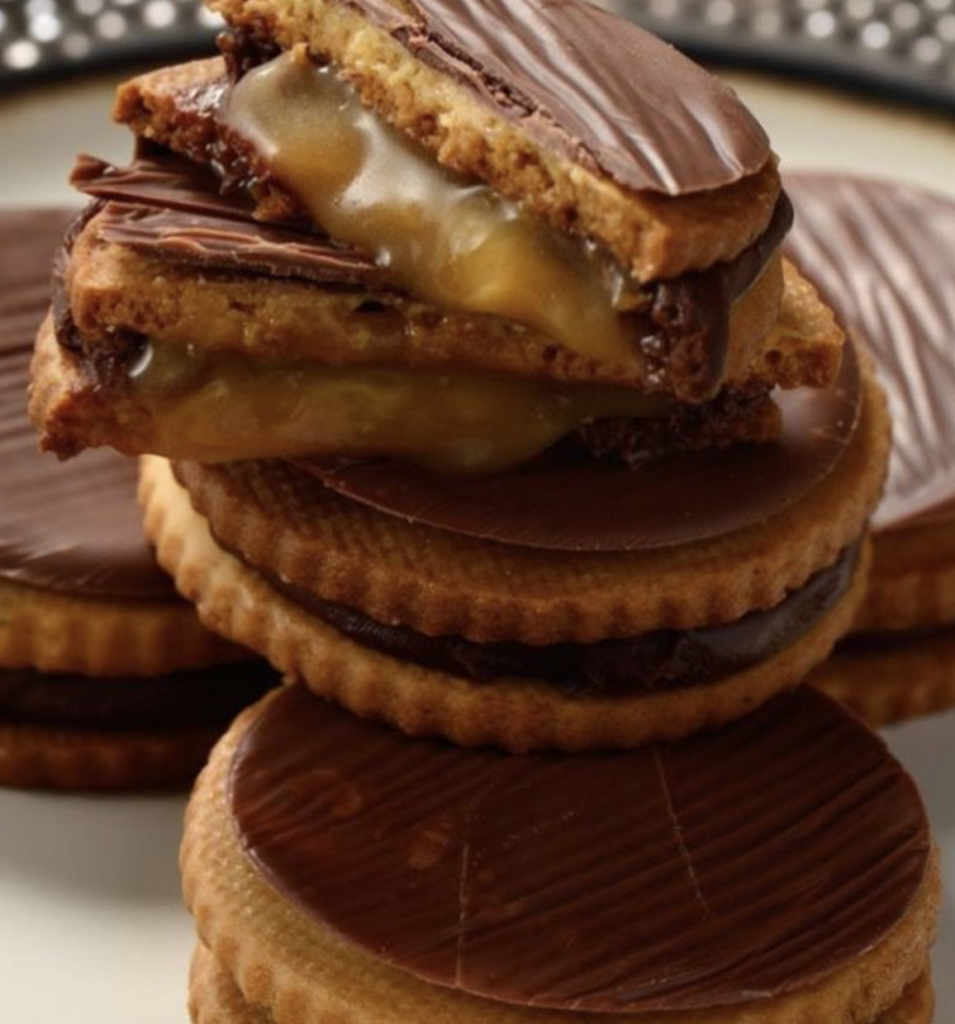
32,0 -> 849,471
26,0 -> 887,749
181,684 -> 939,1024
0,209 -> 277,791
786,172 -> 955,724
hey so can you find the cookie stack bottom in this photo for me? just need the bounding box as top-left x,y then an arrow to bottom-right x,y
180,685 -> 939,1024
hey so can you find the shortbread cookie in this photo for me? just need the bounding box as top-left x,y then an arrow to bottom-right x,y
34,197 -> 839,469
38,0 -> 854,483
0,207 -> 277,790
92,0 -> 824,421
181,685 -> 939,1024
789,172 -> 955,723
124,4 -> 779,280
65,150 -> 798,393
189,943 -> 935,1024
141,338 -> 887,750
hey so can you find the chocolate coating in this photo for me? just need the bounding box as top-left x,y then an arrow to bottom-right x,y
786,173 -> 955,535
72,152 -> 389,288
261,543 -> 859,694
0,209 -> 177,600
304,342 -> 862,552
0,660 -> 277,731
232,685 -> 930,1013
345,0 -> 770,195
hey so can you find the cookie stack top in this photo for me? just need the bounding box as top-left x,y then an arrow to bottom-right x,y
32,0 -> 846,475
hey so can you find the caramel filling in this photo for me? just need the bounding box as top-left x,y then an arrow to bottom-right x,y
130,344 -> 666,473
221,50 -> 638,365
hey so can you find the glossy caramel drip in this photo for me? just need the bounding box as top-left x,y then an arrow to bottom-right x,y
221,50 -> 636,364
130,343 -> 665,473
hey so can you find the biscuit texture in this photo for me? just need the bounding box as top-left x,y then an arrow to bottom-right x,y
37,261 -> 846,462
856,517 -> 955,633
141,456 -> 871,749
117,37 -> 778,283
0,575 -> 244,678
158,355 -> 887,646
0,716 -> 220,791
813,628 -> 955,727
180,695 -> 939,1024
188,943 -> 935,1024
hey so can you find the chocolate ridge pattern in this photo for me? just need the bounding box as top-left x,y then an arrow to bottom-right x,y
785,172 -> 955,534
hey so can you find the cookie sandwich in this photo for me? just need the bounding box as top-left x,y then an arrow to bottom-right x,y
788,173 -> 955,725
34,0 -> 888,751
0,209 -> 277,790
182,684 -> 939,1024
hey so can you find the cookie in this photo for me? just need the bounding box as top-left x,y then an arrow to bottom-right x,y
34,0 -> 853,480
140,329 -> 887,751
0,207 -> 278,791
181,684 -> 939,1024
788,172 -> 955,723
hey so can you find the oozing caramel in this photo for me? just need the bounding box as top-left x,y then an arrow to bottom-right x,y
222,50 -> 638,365
130,344 -> 666,473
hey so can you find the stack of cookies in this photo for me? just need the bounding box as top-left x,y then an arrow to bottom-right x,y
27,0 -> 941,1019
0,209 -> 277,791
787,172 -> 955,726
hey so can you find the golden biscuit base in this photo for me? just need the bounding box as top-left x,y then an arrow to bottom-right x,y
0,716 -> 220,791
181,694 -> 940,1024
856,515 -> 955,633
66,203 -> 797,392
187,943 -> 935,1024
117,43 -> 779,284
154,352 -> 888,647
813,627 -> 955,727
0,574 -> 245,678
141,455 -> 871,749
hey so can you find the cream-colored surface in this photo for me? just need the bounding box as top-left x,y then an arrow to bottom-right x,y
0,70 -> 953,1024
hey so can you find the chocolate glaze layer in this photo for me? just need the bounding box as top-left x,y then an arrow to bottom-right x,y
72,153 -> 389,288
0,660 -> 277,731
304,342 -> 862,552
786,173 -> 955,535
337,0 -> 770,195
0,209 -> 177,600
73,150 -> 792,402
232,685 -> 930,1013
257,543 -> 859,695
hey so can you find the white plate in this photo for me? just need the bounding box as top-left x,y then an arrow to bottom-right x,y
0,69 -> 952,1023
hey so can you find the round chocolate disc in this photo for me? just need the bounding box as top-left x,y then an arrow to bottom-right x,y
232,685 -> 930,1014
303,344 -> 861,552
0,209 -> 177,600
786,173 -> 955,534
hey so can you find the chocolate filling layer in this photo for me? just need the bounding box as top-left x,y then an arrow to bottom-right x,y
245,542 -> 859,695
0,661 -> 278,731
231,685 -> 930,1012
